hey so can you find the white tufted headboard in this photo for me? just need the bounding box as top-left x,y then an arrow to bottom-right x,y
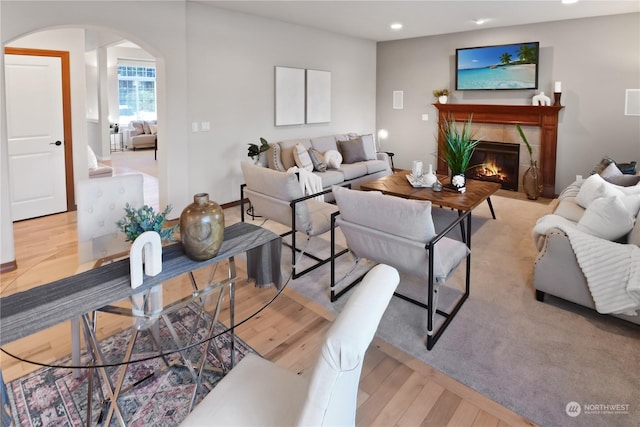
76,174 -> 144,265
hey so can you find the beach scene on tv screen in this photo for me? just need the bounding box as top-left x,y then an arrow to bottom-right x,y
457,43 -> 538,90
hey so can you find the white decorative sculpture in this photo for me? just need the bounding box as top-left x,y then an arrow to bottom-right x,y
129,230 -> 163,289
423,164 -> 438,187
532,91 -> 551,106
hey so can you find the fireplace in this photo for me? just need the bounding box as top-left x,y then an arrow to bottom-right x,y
466,141 -> 520,191
434,104 -> 563,198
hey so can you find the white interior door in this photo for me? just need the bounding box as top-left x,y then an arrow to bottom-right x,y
5,54 -> 67,221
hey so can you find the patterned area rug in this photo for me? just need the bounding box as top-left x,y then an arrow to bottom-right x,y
6,304 -> 254,426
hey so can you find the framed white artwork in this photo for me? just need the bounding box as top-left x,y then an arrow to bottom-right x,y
306,69 -> 331,124
275,66 -> 305,126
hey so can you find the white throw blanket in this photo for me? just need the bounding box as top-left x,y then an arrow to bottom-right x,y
533,214 -> 640,316
288,166 -> 324,202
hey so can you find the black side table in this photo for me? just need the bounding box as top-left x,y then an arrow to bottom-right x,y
384,151 -> 395,171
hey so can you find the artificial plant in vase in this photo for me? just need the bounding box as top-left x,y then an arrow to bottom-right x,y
116,203 -> 179,243
516,124 -> 543,200
247,137 -> 270,166
439,114 -> 480,191
433,88 -> 450,104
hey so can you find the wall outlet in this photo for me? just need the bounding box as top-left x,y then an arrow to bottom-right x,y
422,114 -> 429,121
201,121 -> 211,131
191,122 -> 199,132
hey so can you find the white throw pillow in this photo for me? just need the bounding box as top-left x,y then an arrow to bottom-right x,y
358,134 -> 377,160
577,196 -> 634,240
600,162 -> 623,179
87,146 -> 99,169
293,143 -> 313,172
324,149 -> 343,169
149,124 -> 158,135
576,174 -> 623,208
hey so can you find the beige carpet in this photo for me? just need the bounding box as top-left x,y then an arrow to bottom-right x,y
248,193 -> 640,427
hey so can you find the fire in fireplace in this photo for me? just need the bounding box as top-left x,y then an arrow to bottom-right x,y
466,141 -> 520,191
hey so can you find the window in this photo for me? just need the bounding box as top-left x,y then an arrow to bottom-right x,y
117,64 -> 156,124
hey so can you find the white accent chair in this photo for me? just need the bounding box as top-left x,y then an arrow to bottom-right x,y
240,161 -> 348,279
72,175 -> 162,371
331,185 -> 471,350
180,263 -> 400,426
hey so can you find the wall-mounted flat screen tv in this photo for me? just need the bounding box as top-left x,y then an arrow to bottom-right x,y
456,42 -> 539,90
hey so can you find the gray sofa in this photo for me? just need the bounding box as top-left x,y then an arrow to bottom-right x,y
129,120 -> 157,150
262,133 -> 392,195
533,173 -> 640,325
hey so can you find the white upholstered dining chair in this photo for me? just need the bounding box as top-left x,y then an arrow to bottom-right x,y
71,174 -> 162,369
180,263 -> 400,426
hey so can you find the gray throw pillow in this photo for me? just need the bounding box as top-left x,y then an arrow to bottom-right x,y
308,148 -> 327,172
338,138 -> 368,164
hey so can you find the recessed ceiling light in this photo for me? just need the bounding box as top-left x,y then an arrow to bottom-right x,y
390,23 -> 403,30
472,19 -> 488,25
562,0 -> 579,4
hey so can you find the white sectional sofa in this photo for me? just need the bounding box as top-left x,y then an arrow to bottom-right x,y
263,133 -> 392,192
533,171 -> 640,325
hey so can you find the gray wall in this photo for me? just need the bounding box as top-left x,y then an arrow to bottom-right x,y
377,13 -> 640,193
185,3 -> 377,204
0,1 -> 376,265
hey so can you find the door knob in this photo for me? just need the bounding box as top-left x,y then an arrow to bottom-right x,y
50,140 -> 62,146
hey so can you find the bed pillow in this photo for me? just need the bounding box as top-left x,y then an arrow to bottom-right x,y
324,150 -> 343,169
577,196 -> 635,240
308,148 -> 327,172
338,138 -> 367,164
293,143 -> 313,172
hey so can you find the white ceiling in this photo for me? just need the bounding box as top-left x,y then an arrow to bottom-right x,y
198,0 -> 640,42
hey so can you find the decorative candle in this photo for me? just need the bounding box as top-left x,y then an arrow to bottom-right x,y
554,81 -> 562,93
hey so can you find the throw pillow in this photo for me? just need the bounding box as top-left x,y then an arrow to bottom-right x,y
267,144 -> 286,172
356,134 -> 377,160
600,162 -> 623,179
142,121 -> 152,134
324,150 -> 343,169
87,146 -> 98,170
576,174 -> 624,208
308,148 -> 327,172
577,196 -> 634,241
149,124 -> 158,135
131,121 -> 144,136
338,138 -> 368,164
293,143 -> 313,172
592,156 -> 615,175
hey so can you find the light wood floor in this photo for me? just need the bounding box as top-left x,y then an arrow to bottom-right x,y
0,203 -> 536,427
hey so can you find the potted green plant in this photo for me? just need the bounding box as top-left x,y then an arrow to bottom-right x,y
247,137 -> 270,166
439,114 -> 480,190
116,203 -> 178,243
516,124 -> 543,200
433,89 -> 450,104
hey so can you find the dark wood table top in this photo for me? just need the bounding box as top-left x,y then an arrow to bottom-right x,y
360,170 -> 501,211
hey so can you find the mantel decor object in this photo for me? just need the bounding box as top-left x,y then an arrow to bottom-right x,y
532,92 -> 551,106
180,193 -> 224,261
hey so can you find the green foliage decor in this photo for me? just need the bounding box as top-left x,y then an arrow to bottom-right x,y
247,137 -> 270,159
515,123 -> 533,160
433,88 -> 450,98
439,114 -> 480,175
116,203 -> 178,243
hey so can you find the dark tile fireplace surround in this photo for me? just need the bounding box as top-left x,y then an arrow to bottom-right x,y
435,103 -> 563,198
